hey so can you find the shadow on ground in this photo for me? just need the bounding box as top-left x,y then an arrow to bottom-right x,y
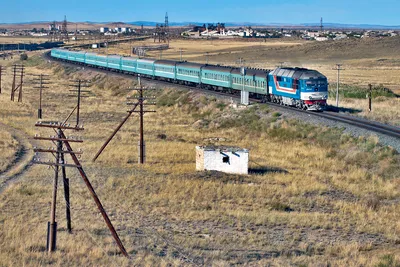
249,167 -> 289,175
327,105 -> 362,113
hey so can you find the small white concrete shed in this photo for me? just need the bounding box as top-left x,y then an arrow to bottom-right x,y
196,146 -> 249,175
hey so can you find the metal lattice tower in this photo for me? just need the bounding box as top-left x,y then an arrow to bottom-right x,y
320,17 -> 324,33
61,15 -> 69,42
165,12 -> 169,41
48,21 -> 57,42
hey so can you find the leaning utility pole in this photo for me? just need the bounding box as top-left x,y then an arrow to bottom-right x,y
33,121 -> 128,257
333,64 -> 344,107
10,64 -> 24,102
93,75 -> 156,163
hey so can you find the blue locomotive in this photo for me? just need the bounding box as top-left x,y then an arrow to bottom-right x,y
51,49 -> 328,110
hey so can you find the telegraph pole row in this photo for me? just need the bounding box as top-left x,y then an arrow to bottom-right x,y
32,82 -> 128,257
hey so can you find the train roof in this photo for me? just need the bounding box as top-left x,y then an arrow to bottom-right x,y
154,59 -> 178,66
231,67 -> 269,77
121,56 -> 137,61
176,62 -> 204,69
137,58 -> 156,63
270,67 -> 326,79
202,65 -> 233,73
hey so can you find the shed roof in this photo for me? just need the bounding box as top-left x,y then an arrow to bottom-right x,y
196,145 -> 249,153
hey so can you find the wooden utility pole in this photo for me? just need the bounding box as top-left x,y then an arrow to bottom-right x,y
33,121 -> 129,257
10,64 -> 24,102
68,79 -> 91,127
333,64 -> 345,107
368,84 -> 372,112
0,66 -> 5,94
93,75 -> 156,163
130,75 -> 156,164
32,74 -> 51,119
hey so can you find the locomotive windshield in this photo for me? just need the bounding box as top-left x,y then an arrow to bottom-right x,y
305,79 -> 328,91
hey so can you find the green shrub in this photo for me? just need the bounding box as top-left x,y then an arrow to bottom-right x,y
20,53 -> 28,61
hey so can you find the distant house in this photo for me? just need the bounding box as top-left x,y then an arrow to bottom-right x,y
196,146 -> 249,175
100,27 -> 109,33
315,36 -> 329,42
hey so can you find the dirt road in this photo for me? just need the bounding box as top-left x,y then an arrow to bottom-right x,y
0,123 -> 35,194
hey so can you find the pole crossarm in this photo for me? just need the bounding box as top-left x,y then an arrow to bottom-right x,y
32,160 -> 82,168
33,148 -> 83,154
34,136 -> 84,143
35,121 -> 84,131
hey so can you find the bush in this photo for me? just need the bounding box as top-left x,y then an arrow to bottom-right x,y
20,53 -> 28,61
329,83 -> 397,99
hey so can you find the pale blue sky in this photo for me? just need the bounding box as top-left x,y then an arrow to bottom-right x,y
1,0 -> 399,25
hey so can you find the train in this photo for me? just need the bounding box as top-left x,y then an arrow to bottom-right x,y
51,48 -> 329,111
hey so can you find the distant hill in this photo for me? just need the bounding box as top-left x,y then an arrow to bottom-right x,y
1,21 -> 400,30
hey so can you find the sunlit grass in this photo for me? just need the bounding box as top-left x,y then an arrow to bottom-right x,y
0,46 -> 399,266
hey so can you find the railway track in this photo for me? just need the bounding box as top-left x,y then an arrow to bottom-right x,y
44,51 -> 400,140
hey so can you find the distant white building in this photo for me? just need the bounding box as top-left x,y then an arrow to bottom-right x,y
100,27 -> 109,33
196,146 -> 249,175
315,36 -> 329,41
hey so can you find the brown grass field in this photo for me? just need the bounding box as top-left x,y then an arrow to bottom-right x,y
0,128 -> 18,172
0,38 -> 399,266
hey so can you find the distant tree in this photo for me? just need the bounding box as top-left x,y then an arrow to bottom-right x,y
20,53 -> 28,61
32,28 -> 37,33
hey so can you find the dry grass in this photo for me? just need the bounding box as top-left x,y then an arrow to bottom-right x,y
0,36 -> 49,44
0,128 -> 18,172
0,43 -> 399,266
